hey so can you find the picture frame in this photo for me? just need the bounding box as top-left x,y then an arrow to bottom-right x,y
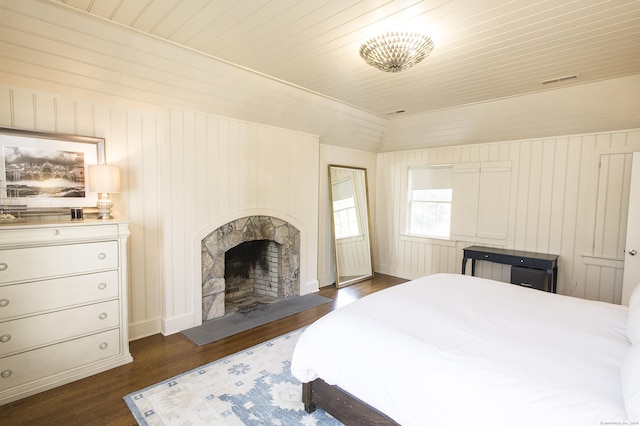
0,127 -> 105,209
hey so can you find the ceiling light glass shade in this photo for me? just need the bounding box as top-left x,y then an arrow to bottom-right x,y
359,32 -> 434,73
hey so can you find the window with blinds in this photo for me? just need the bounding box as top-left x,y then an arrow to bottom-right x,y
407,165 -> 453,238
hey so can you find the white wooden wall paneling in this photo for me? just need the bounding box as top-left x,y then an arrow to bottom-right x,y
161,108 -> 320,332
0,86 -> 163,339
451,164 -> 480,239
477,163 -> 510,241
0,3 -> 386,152
375,129 -> 640,304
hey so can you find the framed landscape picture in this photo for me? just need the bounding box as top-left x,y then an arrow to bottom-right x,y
0,127 -> 105,209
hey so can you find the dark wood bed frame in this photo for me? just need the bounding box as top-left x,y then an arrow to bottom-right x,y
302,378 -> 400,425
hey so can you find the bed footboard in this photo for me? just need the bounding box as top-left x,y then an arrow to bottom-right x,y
302,378 -> 399,425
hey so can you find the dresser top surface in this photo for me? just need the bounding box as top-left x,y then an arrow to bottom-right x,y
0,219 -> 130,230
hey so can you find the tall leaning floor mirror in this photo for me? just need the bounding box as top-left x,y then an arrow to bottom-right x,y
328,165 -> 373,287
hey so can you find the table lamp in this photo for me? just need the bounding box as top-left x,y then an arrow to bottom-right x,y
88,164 -> 120,219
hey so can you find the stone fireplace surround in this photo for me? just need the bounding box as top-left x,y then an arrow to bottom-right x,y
201,216 -> 300,321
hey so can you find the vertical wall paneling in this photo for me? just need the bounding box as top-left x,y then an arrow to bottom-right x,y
0,88 -> 11,125
593,153 -> 631,258
450,161 -> 510,245
548,139 -> 568,255
164,108 -> 320,333
477,162 -> 510,241
0,86 -> 163,339
55,97 -> 77,133
451,164 -> 480,238
34,94 -> 55,131
375,129 -> 640,303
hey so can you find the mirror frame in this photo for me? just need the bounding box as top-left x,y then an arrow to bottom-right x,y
328,164 -> 374,287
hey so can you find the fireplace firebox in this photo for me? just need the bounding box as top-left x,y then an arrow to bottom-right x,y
201,216 -> 300,321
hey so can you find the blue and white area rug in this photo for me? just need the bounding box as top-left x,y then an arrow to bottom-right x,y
124,328 -> 342,425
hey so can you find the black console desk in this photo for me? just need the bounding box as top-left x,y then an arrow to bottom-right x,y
462,245 -> 558,293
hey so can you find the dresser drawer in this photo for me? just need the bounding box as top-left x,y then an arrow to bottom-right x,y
0,270 -> 119,320
0,328 -> 121,392
0,224 -> 120,246
0,300 -> 119,356
0,241 -> 118,284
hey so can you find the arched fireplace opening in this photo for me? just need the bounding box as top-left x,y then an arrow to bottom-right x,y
201,216 -> 300,321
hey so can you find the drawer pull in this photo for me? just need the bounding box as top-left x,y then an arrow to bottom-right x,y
0,263 -> 7,271
0,334 -> 11,343
1,369 -> 12,378
99,313 -> 108,320
53,229 -> 60,235
99,342 -> 109,350
98,283 -> 107,290
0,298 -> 8,307
98,253 -> 107,260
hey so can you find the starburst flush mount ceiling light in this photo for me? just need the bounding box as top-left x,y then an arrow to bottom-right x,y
359,32 -> 435,73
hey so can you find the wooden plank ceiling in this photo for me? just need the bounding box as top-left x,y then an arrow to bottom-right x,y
53,0 -> 640,119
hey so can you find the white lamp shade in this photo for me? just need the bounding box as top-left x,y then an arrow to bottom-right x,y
88,164 -> 120,193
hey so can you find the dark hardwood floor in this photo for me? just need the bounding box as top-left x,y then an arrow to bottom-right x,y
0,273 -> 406,426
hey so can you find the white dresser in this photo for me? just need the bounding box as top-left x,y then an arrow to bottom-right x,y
0,220 -> 132,405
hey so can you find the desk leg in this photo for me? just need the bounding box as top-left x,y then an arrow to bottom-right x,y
462,257 -> 467,275
471,259 -> 476,276
546,268 -> 559,293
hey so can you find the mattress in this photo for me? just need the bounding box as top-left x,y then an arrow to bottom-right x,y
291,273 -> 631,425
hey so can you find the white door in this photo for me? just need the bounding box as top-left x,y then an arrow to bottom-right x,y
622,151 -> 640,306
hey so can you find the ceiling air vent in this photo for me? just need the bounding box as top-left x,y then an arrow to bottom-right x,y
540,74 -> 579,85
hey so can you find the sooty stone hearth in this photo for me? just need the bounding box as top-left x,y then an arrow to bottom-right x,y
224,240 -> 279,314
201,216 -> 300,321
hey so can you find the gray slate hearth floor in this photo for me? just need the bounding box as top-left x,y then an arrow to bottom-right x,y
181,293 -> 333,346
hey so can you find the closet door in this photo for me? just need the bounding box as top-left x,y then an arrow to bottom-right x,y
622,152 -> 640,306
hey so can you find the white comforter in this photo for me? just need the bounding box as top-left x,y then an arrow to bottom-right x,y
291,273 -> 631,425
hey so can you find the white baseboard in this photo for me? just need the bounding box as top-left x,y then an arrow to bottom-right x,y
317,273 -> 335,288
161,313 -> 196,336
300,279 -> 320,295
374,264 -> 419,281
128,317 -> 162,341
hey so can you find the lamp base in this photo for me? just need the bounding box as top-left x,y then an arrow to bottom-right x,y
96,193 -> 114,220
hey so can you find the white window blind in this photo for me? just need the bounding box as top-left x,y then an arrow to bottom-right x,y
408,165 -> 453,238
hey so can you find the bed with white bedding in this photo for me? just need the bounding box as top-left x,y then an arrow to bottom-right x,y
291,273 -> 638,425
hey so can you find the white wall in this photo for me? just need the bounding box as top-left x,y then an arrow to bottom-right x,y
376,129 -> 640,304
0,1 -> 366,339
0,86 -> 165,340
0,0 -> 638,343
162,108 -> 320,334
0,86 -> 320,339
